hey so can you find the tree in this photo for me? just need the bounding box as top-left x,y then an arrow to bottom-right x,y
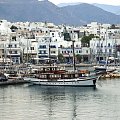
76,54 -> 81,63
81,34 -> 98,47
63,26 -> 71,41
10,25 -> 18,32
10,25 -> 18,30
110,24 -> 116,29
64,32 -> 71,41
58,53 -> 65,63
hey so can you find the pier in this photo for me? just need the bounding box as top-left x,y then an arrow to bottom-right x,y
0,79 -> 28,86
101,72 -> 120,79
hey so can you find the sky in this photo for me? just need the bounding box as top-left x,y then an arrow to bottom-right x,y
47,0 -> 120,5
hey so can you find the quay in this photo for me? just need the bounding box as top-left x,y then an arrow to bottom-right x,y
101,72 -> 120,79
0,79 -> 28,86
54,63 -> 96,67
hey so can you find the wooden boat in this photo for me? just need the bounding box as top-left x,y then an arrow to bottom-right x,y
24,40 -> 100,87
24,65 -> 100,87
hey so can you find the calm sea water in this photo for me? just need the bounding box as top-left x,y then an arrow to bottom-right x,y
0,78 -> 120,120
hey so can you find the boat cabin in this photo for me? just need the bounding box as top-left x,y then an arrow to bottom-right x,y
32,66 -> 91,80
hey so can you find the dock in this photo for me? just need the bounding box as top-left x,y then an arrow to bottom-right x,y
0,79 -> 28,86
101,73 -> 120,79
59,63 -> 96,67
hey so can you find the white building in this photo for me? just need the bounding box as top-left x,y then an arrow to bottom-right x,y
90,37 -> 117,62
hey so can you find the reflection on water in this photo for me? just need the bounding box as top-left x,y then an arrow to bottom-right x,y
29,86 -> 96,120
0,79 -> 120,120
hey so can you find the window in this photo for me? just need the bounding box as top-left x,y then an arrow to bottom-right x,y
97,50 -> 99,53
100,49 -> 102,53
97,43 -> 99,47
52,33 -> 54,36
15,51 -> 17,54
109,49 -> 112,53
31,47 -> 34,50
9,51 -> 12,54
39,50 -> 42,54
105,49 -> 107,53
86,50 -> 88,53
12,36 -> 16,41
8,44 -> 12,48
50,45 -> 56,48
51,51 -> 56,54
39,45 -> 46,49
2,50 -> 4,53
44,51 -> 46,54
108,43 -> 110,47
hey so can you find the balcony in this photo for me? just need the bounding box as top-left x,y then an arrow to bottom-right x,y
7,47 -> 21,50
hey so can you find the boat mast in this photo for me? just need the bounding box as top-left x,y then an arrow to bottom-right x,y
48,38 -> 51,65
98,24 -> 101,63
105,29 -> 108,69
27,34 -> 29,65
72,40 -> 76,72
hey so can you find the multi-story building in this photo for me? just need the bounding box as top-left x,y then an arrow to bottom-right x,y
37,36 -> 58,63
90,37 -> 117,62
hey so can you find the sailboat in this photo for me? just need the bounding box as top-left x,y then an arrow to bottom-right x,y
94,58 -> 116,73
24,40 -> 100,87
94,29 -> 116,73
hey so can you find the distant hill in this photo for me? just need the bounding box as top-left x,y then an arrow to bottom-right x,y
62,3 -> 120,24
0,0 -> 120,25
93,3 -> 120,15
58,2 -> 120,15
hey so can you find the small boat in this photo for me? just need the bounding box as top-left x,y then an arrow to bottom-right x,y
94,65 -> 116,73
24,65 -> 100,87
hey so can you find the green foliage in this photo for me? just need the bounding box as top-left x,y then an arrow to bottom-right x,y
64,33 -> 71,41
76,54 -> 81,63
110,24 -> 116,29
81,34 -> 98,47
110,24 -> 119,29
58,53 -> 65,63
10,25 -> 18,30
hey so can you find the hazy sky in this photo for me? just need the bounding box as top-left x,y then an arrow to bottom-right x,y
47,0 -> 120,5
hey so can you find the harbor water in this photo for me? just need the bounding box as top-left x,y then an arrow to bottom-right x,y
0,78 -> 120,120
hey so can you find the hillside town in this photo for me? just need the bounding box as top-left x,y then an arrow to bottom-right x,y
0,19 -> 120,65
1,0 -> 120,119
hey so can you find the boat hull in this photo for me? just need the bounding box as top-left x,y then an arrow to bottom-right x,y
24,77 -> 97,87
95,67 -> 116,73
95,67 -> 106,72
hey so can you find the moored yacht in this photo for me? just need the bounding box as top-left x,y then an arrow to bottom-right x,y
24,65 -> 100,87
